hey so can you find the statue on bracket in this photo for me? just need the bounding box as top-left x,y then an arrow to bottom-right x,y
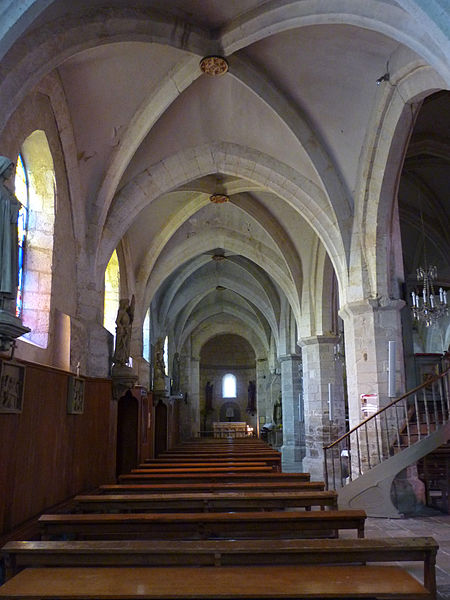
0,156 -> 20,312
247,380 -> 256,415
111,295 -> 137,400
273,392 -> 282,425
0,156 -> 29,352
112,296 -> 135,367
153,337 -> 166,393
205,380 -> 213,412
171,352 -> 180,394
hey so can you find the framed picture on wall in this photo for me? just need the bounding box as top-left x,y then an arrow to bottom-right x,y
0,360 -> 25,413
67,376 -> 85,414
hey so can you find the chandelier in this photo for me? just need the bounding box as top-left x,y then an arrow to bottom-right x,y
411,266 -> 448,327
410,193 -> 448,327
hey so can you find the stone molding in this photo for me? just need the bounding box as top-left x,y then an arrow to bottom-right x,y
279,353 -> 301,362
339,298 -> 405,319
298,335 -> 339,347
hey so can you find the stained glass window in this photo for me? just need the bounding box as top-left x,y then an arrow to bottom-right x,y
104,250 -> 120,336
222,373 -> 237,398
143,308 -> 151,362
163,336 -> 169,376
14,154 -> 29,317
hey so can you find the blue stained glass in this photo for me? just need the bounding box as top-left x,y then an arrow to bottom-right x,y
14,154 -> 29,317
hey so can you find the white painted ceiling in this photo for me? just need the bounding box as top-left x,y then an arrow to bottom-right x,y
12,1 -> 450,354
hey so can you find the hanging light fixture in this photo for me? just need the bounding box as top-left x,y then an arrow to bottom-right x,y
411,266 -> 448,327
410,197 -> 448,327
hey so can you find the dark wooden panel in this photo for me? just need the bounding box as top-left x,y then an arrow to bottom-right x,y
0,363 -> 115,537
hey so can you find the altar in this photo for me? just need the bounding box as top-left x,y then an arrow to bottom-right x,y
213,422 -> 248,438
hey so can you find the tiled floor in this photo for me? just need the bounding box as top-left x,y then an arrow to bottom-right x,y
341,512 -> 450,599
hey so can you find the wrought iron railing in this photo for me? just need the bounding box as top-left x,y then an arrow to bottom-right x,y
324,361 -> 450,490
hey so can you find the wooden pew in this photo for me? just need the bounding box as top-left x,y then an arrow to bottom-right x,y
157,448 -> 280,460
38,509 -> 366,540
0,564 -> 432,599
129,466 -> 274,474
138,461 -> 273,468
155,452 -> 281,464
117,471 -> 310,484
2,536 -> 438,597
98,481 -> 326,494
72,490 -> 338,512
144,456 -> 282,471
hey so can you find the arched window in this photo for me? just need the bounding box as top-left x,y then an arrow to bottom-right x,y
15,130 -> 55,347
143,308 -> 151,362
104,250 -> 120,337
222,373 -> 237,398
14,154 -> 29,317
163,336 -> 169,376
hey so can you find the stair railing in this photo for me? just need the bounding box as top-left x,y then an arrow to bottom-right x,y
324,360 -> 450,490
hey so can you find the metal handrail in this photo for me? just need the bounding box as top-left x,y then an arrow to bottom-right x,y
326,369 -> 449,450
323,360 -> 450,490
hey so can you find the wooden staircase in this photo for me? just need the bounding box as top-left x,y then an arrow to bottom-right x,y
324,358 -> 450,517
417,441 -> 450,513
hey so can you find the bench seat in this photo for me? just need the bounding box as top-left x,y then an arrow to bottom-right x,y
0,564 -> 431,599
1,536 -> 438,596
99,481 -> 325,494
118,472 -> 310,484
38,509 -> 366,540
73,490 -> 338,512
129,466 -> 274,473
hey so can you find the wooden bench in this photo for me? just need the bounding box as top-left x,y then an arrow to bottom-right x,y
154,453 -> 282,469
72,490 -> 338,512
129,465 -> 274,474
139,461 -> 274,469
0,564 -> 432,599
38,509 -> 366,540
1,536 -> 438,597
157,447 -> 281,460
142,458 -> 280,468
118,471 -> 310,484
98,481 -> 326,494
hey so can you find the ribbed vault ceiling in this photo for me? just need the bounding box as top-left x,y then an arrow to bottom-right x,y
6,0 -> 449,357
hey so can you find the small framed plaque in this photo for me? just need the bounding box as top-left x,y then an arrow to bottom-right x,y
67,376 -> 85,414
0,360 -> 25,413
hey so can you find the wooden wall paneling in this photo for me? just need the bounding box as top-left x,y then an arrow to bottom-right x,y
154,398 -> 168,457
0,413 -> 20,533
10,366 -> 68,528
116,391 -> 139,478
0,362 -> 115,537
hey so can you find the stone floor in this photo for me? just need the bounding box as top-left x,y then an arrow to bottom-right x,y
340,512 -> 450,599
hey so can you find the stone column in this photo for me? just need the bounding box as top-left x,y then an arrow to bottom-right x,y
340,299 -> 405,428
301,336 -> 346,482
256,358 -> 268,435
187,356 -> 201,438
339,299 -> 405,473
280,353 -> 304,472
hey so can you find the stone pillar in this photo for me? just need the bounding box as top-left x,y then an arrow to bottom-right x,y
188,356 -> 201,438
339,299 -> 405,473
340,299 -> 405,428
301,336 -> 346,482
256,358 -> 268,435
280,353 -> 303,472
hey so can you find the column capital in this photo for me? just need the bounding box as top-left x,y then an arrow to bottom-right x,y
298,335 -> 339,347
339,297 -> 405,319
279,353 -> 302,362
